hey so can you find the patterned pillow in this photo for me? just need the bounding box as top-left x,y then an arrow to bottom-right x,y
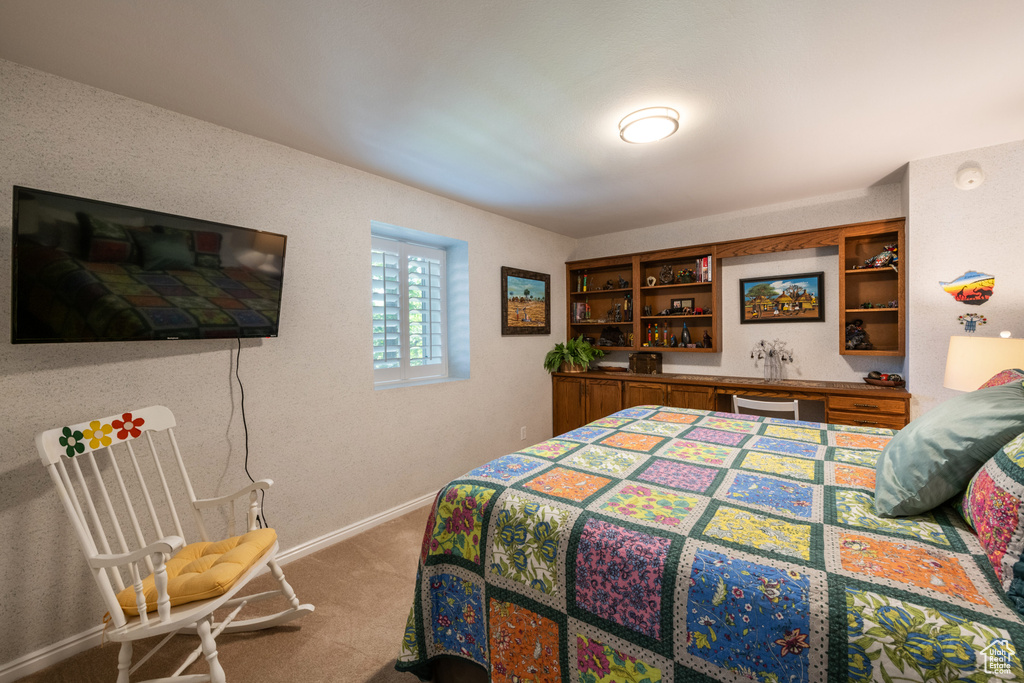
77,213 -> 147,263
154,226 -> 222,268
959,432 -> 1024,599
979,369 -> 1024,390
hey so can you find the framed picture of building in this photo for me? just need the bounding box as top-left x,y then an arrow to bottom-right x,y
739,272 -> 824,324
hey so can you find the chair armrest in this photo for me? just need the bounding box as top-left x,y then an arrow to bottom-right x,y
90,535 -> 185,568
193,479 -> 274,509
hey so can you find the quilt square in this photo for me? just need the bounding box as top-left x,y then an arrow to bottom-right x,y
612,407 -> 659,419
837,533 -> 988,606
568,445 -> 641,475
490,495 -> 570,595
560,426 -> 614,443
739,451 -> 817,481
722,472 -> 815,519
650,411 -> 700,424
466,454 -> 547,482
657,440 -> 737,467
589,416 -> 636,428
427,572 -> 487,665
575,519 -> 670,639
833,463 -> 875,489
744,436 -> 823,460
683,427 -> 747,447
831,432 -> 892,450
518,439 -> 579,460
621,420 -> 687,438
599,483 -> 700,528
524,467 -> 611,502
638,459 -> 718,493
831,448 -> 880,467
489,600 -> 561,682
763,425 -> 823,444
427,484 -> 497,564
600,432 -> 666,452
847,588 -> 1023,682
703,506 -> 812,560
834,490 -> 950,546
687,547 -> 813,682
697,416 -> 762,434
574,633 -> 664,683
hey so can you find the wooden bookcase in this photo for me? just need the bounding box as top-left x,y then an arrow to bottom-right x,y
566,255 -> 636,351
636,246 -> 719,352
565,217 -> 904,357
838,219 -> 906,356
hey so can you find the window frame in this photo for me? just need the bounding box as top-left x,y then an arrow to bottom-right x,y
372,235 -> 448,386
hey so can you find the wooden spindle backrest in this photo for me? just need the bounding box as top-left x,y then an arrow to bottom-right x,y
36,406 -> 201,625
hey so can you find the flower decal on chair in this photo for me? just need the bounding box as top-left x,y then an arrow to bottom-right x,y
59,427 -> 85,458
112,413 -> 145,440
82,421 -> 114,449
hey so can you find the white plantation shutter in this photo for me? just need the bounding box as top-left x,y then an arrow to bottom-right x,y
372,236 -> 447,384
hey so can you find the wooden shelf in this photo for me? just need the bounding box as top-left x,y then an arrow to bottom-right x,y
640,282 -> 712,291
640,314 -> 712,320
839,220 -> 905,356
570,287 -> 632,296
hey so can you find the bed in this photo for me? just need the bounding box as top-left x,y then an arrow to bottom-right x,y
396,403 -> 1024,682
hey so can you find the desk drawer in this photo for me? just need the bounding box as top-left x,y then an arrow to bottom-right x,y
828,395 -> 906,415
827,410 -> 906,430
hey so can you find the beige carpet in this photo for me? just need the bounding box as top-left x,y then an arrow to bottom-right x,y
17,503 -> 483,682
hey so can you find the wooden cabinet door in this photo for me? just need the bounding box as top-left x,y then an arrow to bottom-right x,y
585,379 -> 623,423
552,376 -> 585,436
666,384 -> 715,411
623,381 -> 667,408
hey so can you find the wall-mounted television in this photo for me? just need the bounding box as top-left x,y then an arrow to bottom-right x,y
11,186 -> 287,343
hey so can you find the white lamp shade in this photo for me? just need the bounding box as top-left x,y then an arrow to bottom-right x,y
943,335 -> 1024,391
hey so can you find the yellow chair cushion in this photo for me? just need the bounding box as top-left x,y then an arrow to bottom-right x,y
115,528 -> 277,616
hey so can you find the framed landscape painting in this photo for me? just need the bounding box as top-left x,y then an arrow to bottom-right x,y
740,271 -> 824,324
501,266 -> 550,335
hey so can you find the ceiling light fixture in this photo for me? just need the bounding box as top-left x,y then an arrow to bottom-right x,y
619,107 -> 679,144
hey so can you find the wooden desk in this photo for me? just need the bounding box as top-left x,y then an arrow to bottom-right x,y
551,371 -> 911,435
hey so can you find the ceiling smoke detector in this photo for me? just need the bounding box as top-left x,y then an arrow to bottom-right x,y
955,165 -> 985,190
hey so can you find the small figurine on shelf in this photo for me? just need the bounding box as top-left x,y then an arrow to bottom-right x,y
604,279 -> 615,290
865,243 -> 898,270
659,264 -> 674,284
703,331 -> 712,348
845,319 -> 873,350
618,276 -> 629,289
669,335 -> 677,347
860,302 -> 873,309
677,269 -> 696,284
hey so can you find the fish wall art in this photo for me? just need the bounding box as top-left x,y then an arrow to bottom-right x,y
939,270 -> 994,305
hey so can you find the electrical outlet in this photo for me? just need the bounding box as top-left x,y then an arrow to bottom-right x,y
520,426 -> 527,441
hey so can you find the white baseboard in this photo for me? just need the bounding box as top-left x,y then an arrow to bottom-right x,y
0,490 -> 437,683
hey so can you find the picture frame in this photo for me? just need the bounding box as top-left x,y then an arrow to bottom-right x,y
739,271 -> 824,324
501,266 -> 551,335
670,298 -> 694,311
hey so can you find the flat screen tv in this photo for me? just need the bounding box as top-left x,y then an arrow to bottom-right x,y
11,186 -> 287,343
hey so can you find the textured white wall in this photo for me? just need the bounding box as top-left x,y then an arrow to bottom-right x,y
0,59 -> 575,665
905,140 -> 1024,416
571,186 -> 906,383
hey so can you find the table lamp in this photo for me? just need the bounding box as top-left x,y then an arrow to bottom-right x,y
943,335 -> 1024,391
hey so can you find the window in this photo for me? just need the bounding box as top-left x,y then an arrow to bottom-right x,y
372,236 -> 447,384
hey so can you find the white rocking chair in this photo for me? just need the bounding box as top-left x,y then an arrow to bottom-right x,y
36,405 -> 314,683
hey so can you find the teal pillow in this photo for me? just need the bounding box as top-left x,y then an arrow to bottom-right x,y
874,381 -> 1024,517
130,231 -> 194,271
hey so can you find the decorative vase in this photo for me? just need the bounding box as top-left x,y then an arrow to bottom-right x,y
764,352 -> 783,382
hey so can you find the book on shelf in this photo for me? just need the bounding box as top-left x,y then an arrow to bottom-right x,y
694,256 -> 711,282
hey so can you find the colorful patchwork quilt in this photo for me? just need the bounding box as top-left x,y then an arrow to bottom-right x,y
18,243 -> 281,339
396,406 -> 1024,682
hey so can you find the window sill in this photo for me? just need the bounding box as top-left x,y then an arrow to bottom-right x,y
374,375 -> 468,391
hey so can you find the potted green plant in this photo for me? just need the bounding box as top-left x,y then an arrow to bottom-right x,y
543,335 -> 605,373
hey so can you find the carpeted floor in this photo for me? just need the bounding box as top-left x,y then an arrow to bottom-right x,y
17,503 -> 475,683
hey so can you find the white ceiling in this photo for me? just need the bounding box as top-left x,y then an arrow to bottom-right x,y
2,1 -> 1023,239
